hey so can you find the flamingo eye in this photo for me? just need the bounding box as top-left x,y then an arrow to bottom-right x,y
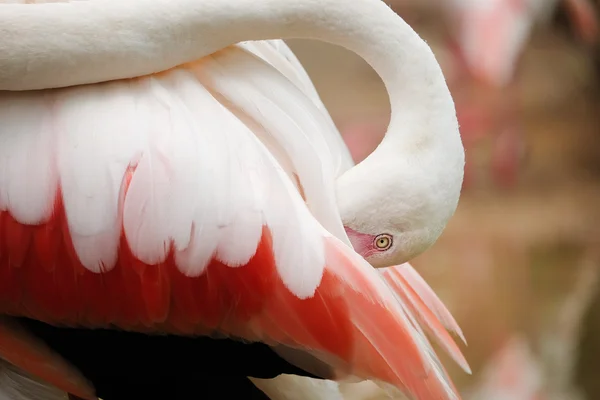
374,234 -> 393,251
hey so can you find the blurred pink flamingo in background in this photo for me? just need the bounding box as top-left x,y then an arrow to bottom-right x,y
464,250 -> 599,400
464,335 -> 545,400
446,0 -> 598,87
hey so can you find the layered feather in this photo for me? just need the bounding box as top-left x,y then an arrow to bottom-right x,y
381,264 -> 470,374
239,40 -> 355,178
0,44 -> 466,400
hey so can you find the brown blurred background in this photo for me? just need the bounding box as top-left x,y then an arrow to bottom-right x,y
287,1 -> 600,398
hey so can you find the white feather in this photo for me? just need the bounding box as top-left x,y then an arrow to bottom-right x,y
244,40 -> 355,177
0,359 -> 66,400
121,77 -> 206,266
54,82 -> 143,272
250,375 -> 344,400
172,60 -> 326,295
0,55 -> 330,297
0,92 -> 57,225
168,71 -> 266,269
194,46 -> 350,247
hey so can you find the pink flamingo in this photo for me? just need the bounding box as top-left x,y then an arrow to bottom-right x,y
465,335 -> 545,400
446,0 -> 596,189
447,0 -> 598,87
0,0 -> 468,399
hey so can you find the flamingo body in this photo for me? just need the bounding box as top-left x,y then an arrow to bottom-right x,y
0,1 -> 468,399
0,44 -> 465,400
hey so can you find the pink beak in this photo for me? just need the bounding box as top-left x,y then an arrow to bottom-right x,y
344,226 -> 377,258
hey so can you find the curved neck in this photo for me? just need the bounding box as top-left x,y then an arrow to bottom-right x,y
1,0 -> 460,162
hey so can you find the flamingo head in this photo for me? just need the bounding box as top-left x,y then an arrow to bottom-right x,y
336,146 -> 464,269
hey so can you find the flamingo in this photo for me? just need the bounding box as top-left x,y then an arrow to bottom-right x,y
445,0 -> 599,87
463,335 -> 545,400
387,0 -> 598,86
0,0 -> 467,399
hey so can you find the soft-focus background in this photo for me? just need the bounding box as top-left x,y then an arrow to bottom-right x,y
287,1 -> 600,398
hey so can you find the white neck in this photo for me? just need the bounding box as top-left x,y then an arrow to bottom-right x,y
1,0 -> 463,205
1,0 -> 451,105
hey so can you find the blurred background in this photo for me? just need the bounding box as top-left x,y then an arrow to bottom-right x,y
286,1 -> 600,399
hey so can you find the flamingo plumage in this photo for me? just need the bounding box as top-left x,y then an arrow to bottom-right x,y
0,0 -> 467,399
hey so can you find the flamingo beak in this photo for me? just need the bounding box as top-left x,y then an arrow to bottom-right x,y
344,226 -> 377,259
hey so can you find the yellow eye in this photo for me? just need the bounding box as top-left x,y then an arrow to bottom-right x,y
374,234 -> 393,251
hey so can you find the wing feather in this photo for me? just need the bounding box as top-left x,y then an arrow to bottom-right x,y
239,40 -> 355,177
381,264 -> 471,375
0,92 -> 57,225
0,46 -> 464,400
193,45 -> 349,245
55,82 -> 142,272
